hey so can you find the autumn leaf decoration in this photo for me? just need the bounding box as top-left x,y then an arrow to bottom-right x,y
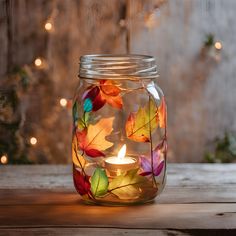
157,96 -> 167,128
73,167 -> 91,196
126,97 -> 167,142
76,117 -> 114,158
140,148 -> 164,176
126,98 -> 158,142
108,169 -> 152,200
83,80 -> 123,111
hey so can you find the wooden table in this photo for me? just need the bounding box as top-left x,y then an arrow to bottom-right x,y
0,164 -> 235,235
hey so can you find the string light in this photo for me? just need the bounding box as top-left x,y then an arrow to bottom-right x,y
214,41 -> 222,50
45,22 -> 52,31
34,58 -> 42,67
119,19 -> 126,28
30,137 -> 37,145
145,12 -> 157,29
60,98 -> 68,107
0,155 -> 8,164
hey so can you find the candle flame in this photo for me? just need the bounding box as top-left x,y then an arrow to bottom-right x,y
118,144 -> 126,160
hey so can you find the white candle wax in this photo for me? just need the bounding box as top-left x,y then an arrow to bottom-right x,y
105,156 -> 135,165
104,144 -> 138,176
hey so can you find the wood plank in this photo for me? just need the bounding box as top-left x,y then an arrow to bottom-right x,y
0,228 -> 235,236
0,203 -> 236,229
0,185 -> 235,206
1,164 -> 236,189
0,164 -> 235,204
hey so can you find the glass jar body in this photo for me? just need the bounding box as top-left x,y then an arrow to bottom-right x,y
72,55 -> 167,205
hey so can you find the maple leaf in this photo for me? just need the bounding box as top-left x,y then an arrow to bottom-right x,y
73,167 -> 91,196
140,149 -> 164,176
126,99 -> 158,142
76,117 -> 114,157
158,97 -> 167,128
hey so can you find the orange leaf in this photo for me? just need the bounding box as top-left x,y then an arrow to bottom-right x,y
77,117 -> 114,157
158,97 -> 167,128
72,135 -> 86,168
100,80 -> 121,96
100,80 -> 123,109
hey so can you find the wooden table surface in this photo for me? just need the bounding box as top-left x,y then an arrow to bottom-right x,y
0,164 -> 235,236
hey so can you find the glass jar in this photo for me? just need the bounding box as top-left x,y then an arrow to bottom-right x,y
72,54 -> 167,205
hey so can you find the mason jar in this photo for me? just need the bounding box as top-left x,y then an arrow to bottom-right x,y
72,54 -> 167,205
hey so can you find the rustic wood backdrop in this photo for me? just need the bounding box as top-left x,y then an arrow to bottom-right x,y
0,0 -> 235,163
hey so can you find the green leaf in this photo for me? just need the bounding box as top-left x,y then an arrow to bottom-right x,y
91,168 -> 109,197
73,101 -> 79,123
77,112 -> 90,129
108,169 -> 150,200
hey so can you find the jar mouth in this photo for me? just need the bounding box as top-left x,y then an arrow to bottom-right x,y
79,54 -> 159,80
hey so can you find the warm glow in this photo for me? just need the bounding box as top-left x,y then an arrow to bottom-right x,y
60,98 -> 68,107
0,155 -> 8,164
215,41 -> 222,50
30,137 -> 37,145
45,22 -> 52,31
118,144 -> 126,160
34,58 -> 42,67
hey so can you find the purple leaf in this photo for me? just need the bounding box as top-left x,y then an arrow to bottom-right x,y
140,149 -> 164,176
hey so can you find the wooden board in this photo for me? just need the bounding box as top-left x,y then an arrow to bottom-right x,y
0,164 -> 236,235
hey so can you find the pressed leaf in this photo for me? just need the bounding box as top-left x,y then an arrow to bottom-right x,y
83,80 -> 123,111
140,149 -> 164,176
126,98 -> 158,142
72,135 -> 86,168
77,112 -> 90,130
72,100 -> 79,124
91,168 -> 109,197
158,97 -> 167,128
73,167 -> 91,196
100,80 -> 123,109
76,117 -> 114,157
83,98 -> 93,112
108,169 -> 150,200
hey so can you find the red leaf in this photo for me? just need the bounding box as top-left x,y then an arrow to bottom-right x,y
140,171 -> 152,176
84,86 -> 100,100
92,92 -> 106,111
84,86 -> 106,111
73,167 -> 91,196
85,149 -> 105,157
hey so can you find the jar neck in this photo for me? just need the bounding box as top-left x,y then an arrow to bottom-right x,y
79,54 -> 159,80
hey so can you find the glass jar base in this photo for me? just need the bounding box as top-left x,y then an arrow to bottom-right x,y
82,197 -> 157,206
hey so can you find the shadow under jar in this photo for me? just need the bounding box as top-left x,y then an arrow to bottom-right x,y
72,54 -> 167,205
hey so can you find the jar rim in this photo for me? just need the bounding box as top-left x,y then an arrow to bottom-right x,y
79,54 -> 159,80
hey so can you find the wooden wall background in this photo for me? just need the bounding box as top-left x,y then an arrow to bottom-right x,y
0,0 -> 236,163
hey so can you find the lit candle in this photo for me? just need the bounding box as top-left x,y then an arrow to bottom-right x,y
105,144 -> 138,176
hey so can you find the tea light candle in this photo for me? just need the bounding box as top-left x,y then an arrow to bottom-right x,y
105,144 -> 138,176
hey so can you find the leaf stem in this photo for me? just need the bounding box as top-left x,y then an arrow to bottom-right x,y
128,115 -> 156,137
148,96 -> 157,188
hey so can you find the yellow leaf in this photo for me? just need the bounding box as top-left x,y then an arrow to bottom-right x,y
108,169 -> 151,200
126,98 -> 158,142
86,117 -> 114,151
